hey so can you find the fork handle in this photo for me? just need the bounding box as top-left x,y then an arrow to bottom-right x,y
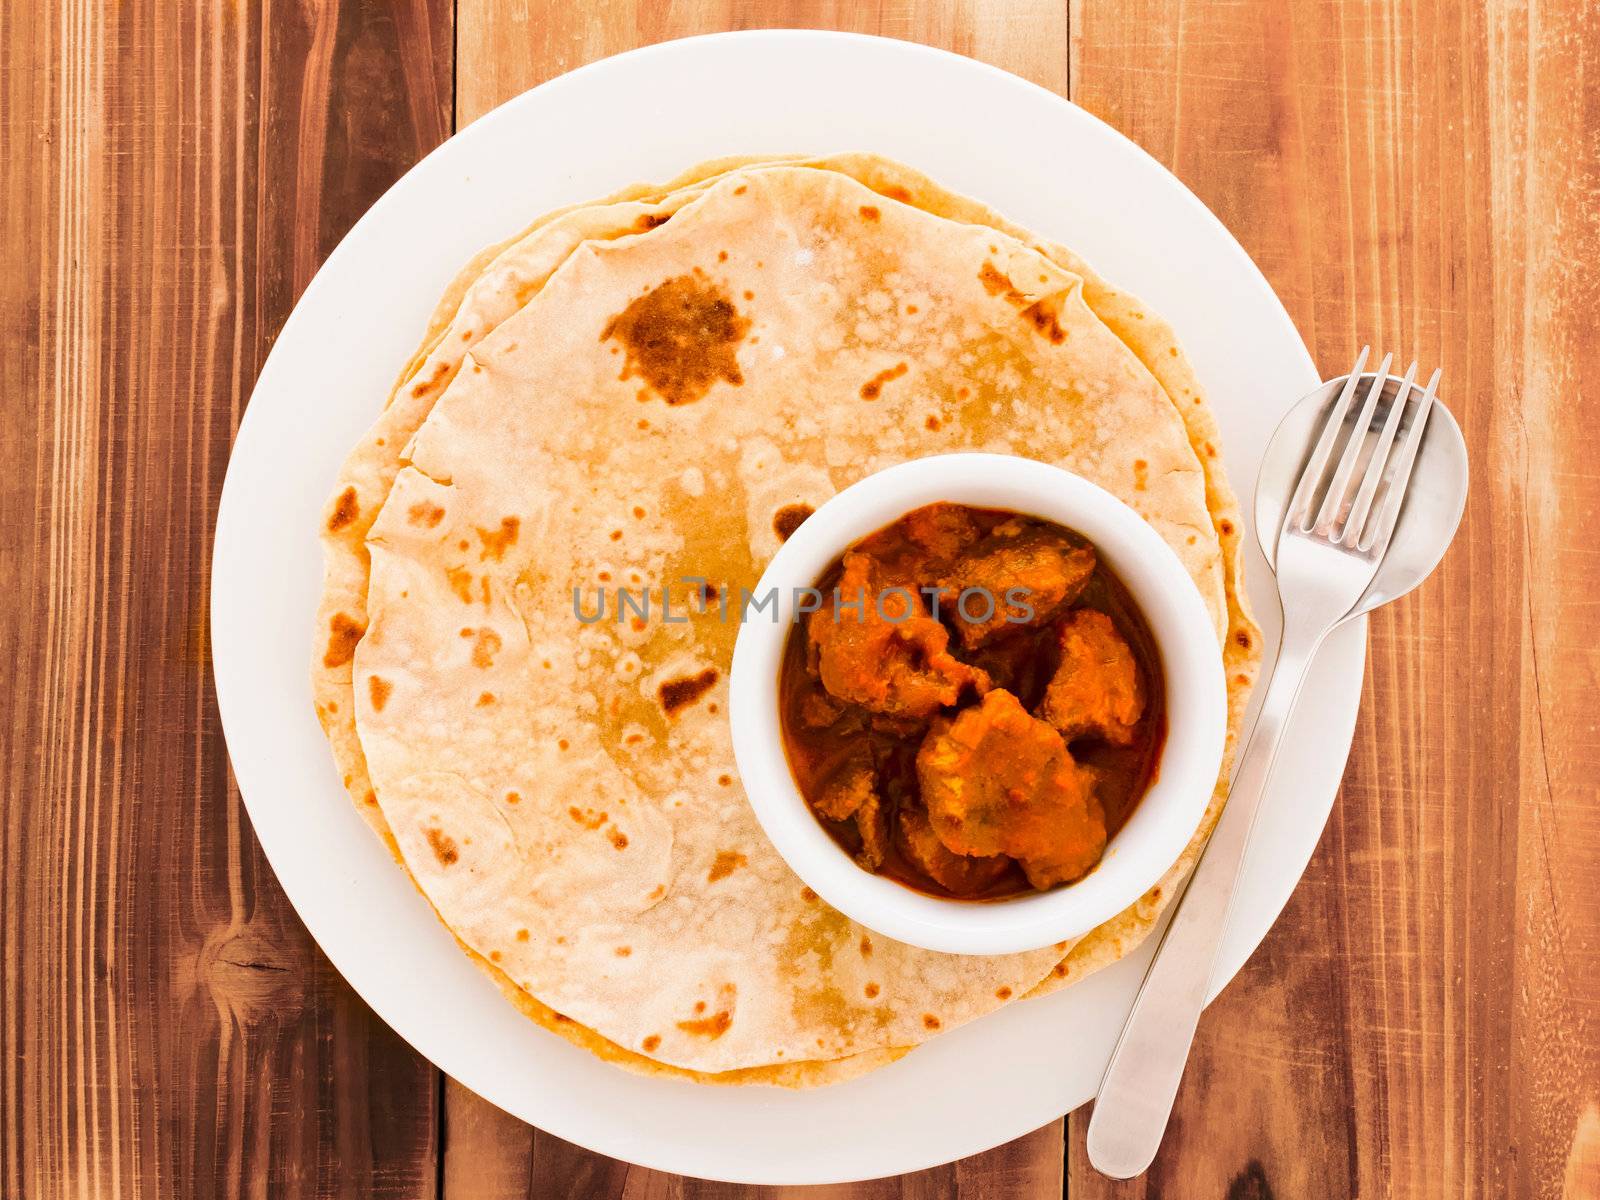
1084,617 -> 1329,1179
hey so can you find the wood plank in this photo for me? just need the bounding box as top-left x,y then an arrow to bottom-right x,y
454,0 -> 1067,125
0,1 -> 453,1196
505,1121 -> 1061,1199
1065,0 -> 1600,1197
446,3 -> 1069,1195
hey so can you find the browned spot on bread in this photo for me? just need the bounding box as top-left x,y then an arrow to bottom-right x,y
601,271 -> 750,405
410,360 -> 450,397
676,1009 -> 732,1039
1020,298 -> 1066,343
635,212 -> 670,230
717,773 -> 732,787
363,789 -> 377,806
859,204 -> 881,221
717,250 -> 728,262
505,791 -> 521,804
446,565 -> 474,603
642,1034 -> 661,1052
489,950 -> 501,963
476,691 -> 495,706
615,945 -> 632,957
1053,962 -> 1068,977
800,887 -> 818,903
996,986 -> 1013,1000
659,667 -> 718,716
695,1001 -> 707,1014
879,184 -> 911,202
476,516 -> 520,561
980,262 -> 1066,342
568,806 -> 607,830
557,738 -> 570,751
1134,459 -> 1149,491
322,613 -> 365,668
865,982 -> 880,999
608,828 -> 629,850
978,261 -> 1022,302
367,676 -> 392,712
925,414 -> 942,431
471,628 -> 502,668
1219,518 -> 1236,536
327,487 -> 359,532
707,850 -> 746,882
859,935 -> 873,957
773,503 -> 814,541
922,1014 -> 942,1030
860,361 -> 908,400
733,184 -> 747,195
648,884 -> 665,900
1236,630 -> 1252,649
425,827 -> 458,866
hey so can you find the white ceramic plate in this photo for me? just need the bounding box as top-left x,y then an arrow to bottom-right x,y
211,30 -> 1363,1185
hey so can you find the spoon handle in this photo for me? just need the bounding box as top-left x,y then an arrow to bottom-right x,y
1084,616 -> 1328,1179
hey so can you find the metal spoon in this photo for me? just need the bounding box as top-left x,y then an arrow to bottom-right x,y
1085,349 -> 1469,1179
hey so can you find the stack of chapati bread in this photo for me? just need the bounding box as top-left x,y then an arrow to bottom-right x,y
313,155 -> 1260,1086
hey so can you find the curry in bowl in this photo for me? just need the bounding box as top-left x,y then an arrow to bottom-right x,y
780,503 -> 1166,900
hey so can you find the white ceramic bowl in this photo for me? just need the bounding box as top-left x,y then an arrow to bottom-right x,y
728,453 -> 1227,955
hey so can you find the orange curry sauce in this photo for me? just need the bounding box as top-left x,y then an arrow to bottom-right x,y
778,503 -> 1167,901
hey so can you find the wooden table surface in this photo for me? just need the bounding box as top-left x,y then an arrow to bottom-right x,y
4,1 -> 1597,1197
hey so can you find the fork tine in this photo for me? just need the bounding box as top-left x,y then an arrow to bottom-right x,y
1341,360 -> 1418,546
1287,346 -> 1371,532
1358,367 -> 1440,554
1313,351 -> 1394,534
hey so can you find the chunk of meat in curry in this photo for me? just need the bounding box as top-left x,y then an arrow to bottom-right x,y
813,752 -> 892,870
894,807 -> 1012,896
893,502 -> 981,567
1041,609 -> 1146,746
807,550 -> 989,719
916,688 -> 1106,889
935,520 -> 1096,648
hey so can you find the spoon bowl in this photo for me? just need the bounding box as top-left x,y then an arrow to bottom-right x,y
1256,370 -> 1469,616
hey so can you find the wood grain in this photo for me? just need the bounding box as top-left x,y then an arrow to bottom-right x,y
4,0 -> 1596,1197
1065,1 -> 1600,1198
0,1 -> 453,1197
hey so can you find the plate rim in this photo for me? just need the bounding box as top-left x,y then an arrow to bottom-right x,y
211,28 -> 1358,1184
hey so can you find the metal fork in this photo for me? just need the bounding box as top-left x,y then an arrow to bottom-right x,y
1085,348 -> 1441,1179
